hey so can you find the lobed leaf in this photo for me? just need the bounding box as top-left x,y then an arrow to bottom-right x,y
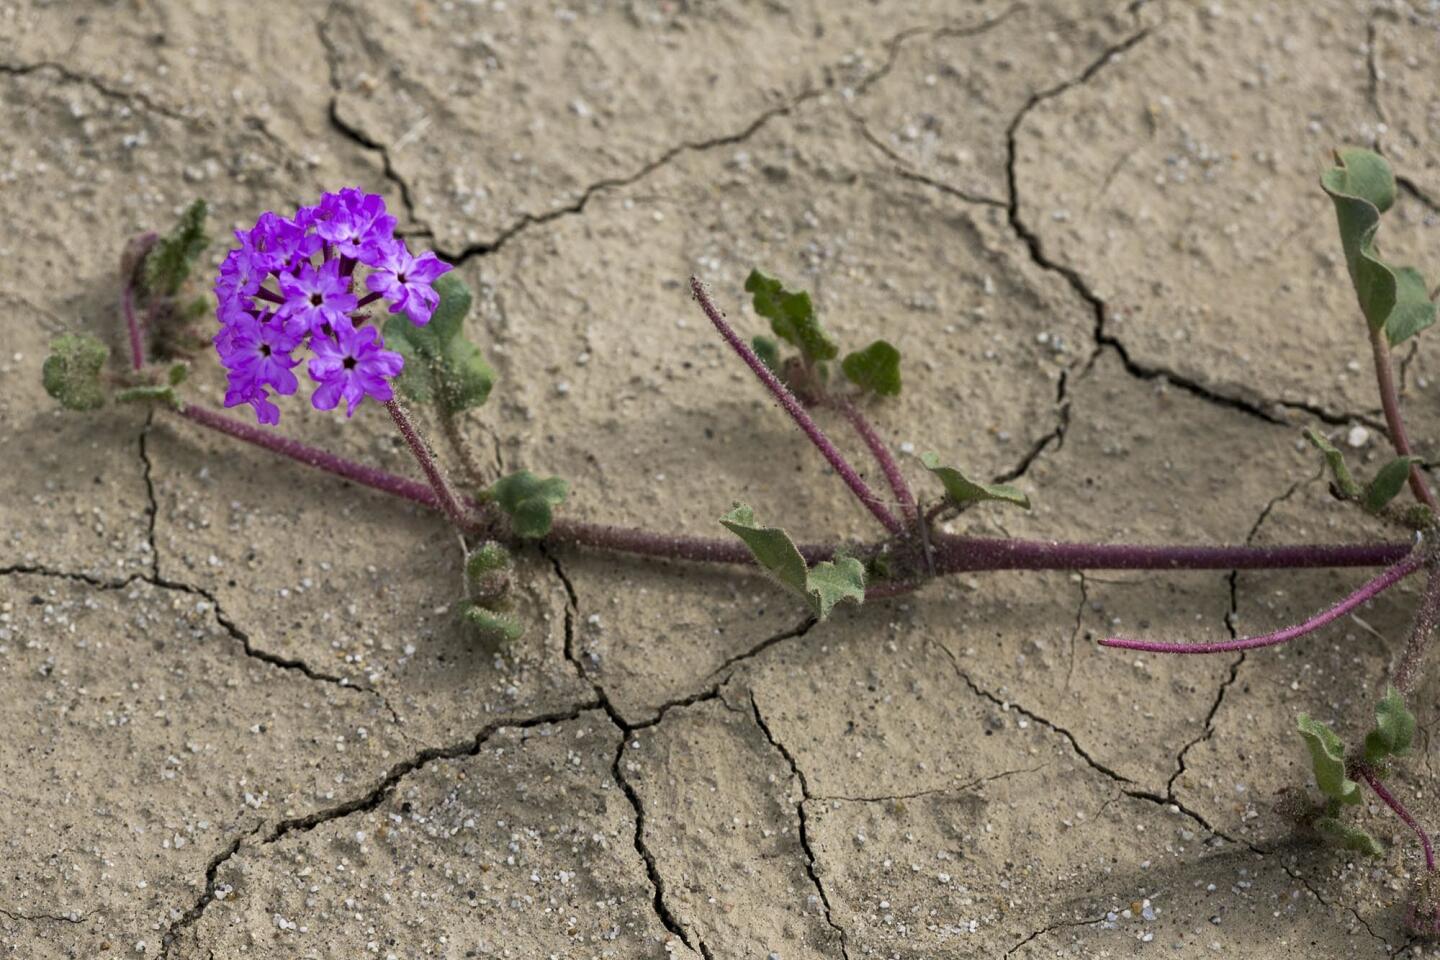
491,470 -> 568,538
1297,714 -> 1360,805
141,199 -> 209,298
1321,149 -> 1437,345
1363,685 -> 1416,764
719,503 -> 866,620
1314,816 -> 1384,857
1363,456 -> 1422,513
841,340 -> 902,397
42,334 -> 110,411
920,452 -> 1030,509
745,269 -> 838,365
384,275 -> 495,414
1303,428 -> 1361,498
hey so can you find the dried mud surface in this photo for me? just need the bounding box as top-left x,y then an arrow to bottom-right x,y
3,0 -> 1440,956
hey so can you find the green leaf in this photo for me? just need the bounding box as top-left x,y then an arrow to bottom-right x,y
384,275 -> 495,414
841,340 -> 902,397
1363,456 -> 1422,512
114,384 -> 181,409
719,502 -> 866,620
167,362 -> 190,387
42,334 -> 109,411
466,542 -> 513,580
745,269 -> 838,365
919,452 -> 1030,509
141,199 -> 209,298
806,553 -> 867,620
1303,428 -> 1360,498
1363,685 -> 1416,764
464,605 -> 524,642
1321,149 -> 1437,345
1297,714 -> 1360,805
491,470 -> 567,538
1314,816 -> 1384,857
752,335 -> 781,374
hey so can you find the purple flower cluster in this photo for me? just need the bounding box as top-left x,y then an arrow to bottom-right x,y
214,189 -> 451,423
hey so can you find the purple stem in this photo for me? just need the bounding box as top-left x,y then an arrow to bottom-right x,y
1369,326 -> 1438,511
1359,765 -> 1436,872
165,404 -> 1413,575
254,287 -> 285,305
355,291 -> 383,309
122,283 -> 145,371
384,398 -> 472,531
690,277 -> 904,535
1101,553 -> 1422,654
1394,563 -> 1440,697
835,396 -> 917,521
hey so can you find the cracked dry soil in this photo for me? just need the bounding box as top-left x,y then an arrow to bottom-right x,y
4,0 -> 1440,957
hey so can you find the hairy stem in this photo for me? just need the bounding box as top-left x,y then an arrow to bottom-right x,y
834,397 -> 917,520
1370,326 -> 1437,510
437,411 -> 489,490
385,398 -> 472,531
122,283 -> 146,371
1100,553 -> 1422,653
1359,765 -> 1436,872
163,403 -> 1413,575
1394,562 -> 1440,697
689,277 -> 904,535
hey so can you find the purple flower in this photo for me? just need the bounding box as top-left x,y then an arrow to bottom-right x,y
213,188 -> 454,424
279,259 -> 358,337
365,238 -> 452,326
315,188 -> 397,262
308,322 -> 404,417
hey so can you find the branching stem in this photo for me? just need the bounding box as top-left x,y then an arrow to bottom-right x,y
1370,326 -> 1437,510
690,277 -> 904,535
1359,765 -> 1436,872
166,403 -> 1410,577
1101,553 -> 1422,653
384,398 -> 472,531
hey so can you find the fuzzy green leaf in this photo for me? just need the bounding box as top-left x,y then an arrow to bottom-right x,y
1304,428 -> 1361,498
1363,456 -> 1422,512
752,335 -> 781,374
1363,685 -> 1416,764
745,269 -> 838,365
920,452 -> 1030,509
806,554 -> 868,620
719,503 -> 865,620
42,334 -> 109,411
466,542 -> 513,580
1321,149 -> 1437,345
841,340 -> 902,397
1297,714 -> 1360,805
464,605 -> 524,642
491,471 -> 567,538
115,384 -> 181,409
167,362 -> 190,387
141,199 -> 209,298
1314,816 -> 1384,857
384,276 -> 494,413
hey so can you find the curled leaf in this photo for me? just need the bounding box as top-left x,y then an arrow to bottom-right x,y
841,340 -> 902,397
491,470 -> 568,538
920,452 -> 1030,509
719,502 -> 865,620
464,605 -> 524,642
42,334 -> 110,411
1297,714 -> 1360,805
1303,428 -> 1360,499
1364,456 -> 1422,513
1363,685 -> 1416,764
745,269 -> 838,365
1321,149 -> 1437,345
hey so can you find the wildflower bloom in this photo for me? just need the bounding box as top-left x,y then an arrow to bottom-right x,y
213,189 -> 452,423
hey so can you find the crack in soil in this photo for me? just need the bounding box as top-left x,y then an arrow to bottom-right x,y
139,409 -> 160,580
1000,23 -> 1386,433
812,763 -> 1048,805
750,691 -> 852,960
0,59 -> 190,122
158,701 -> 601,958
1002,913 -> 1106,958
